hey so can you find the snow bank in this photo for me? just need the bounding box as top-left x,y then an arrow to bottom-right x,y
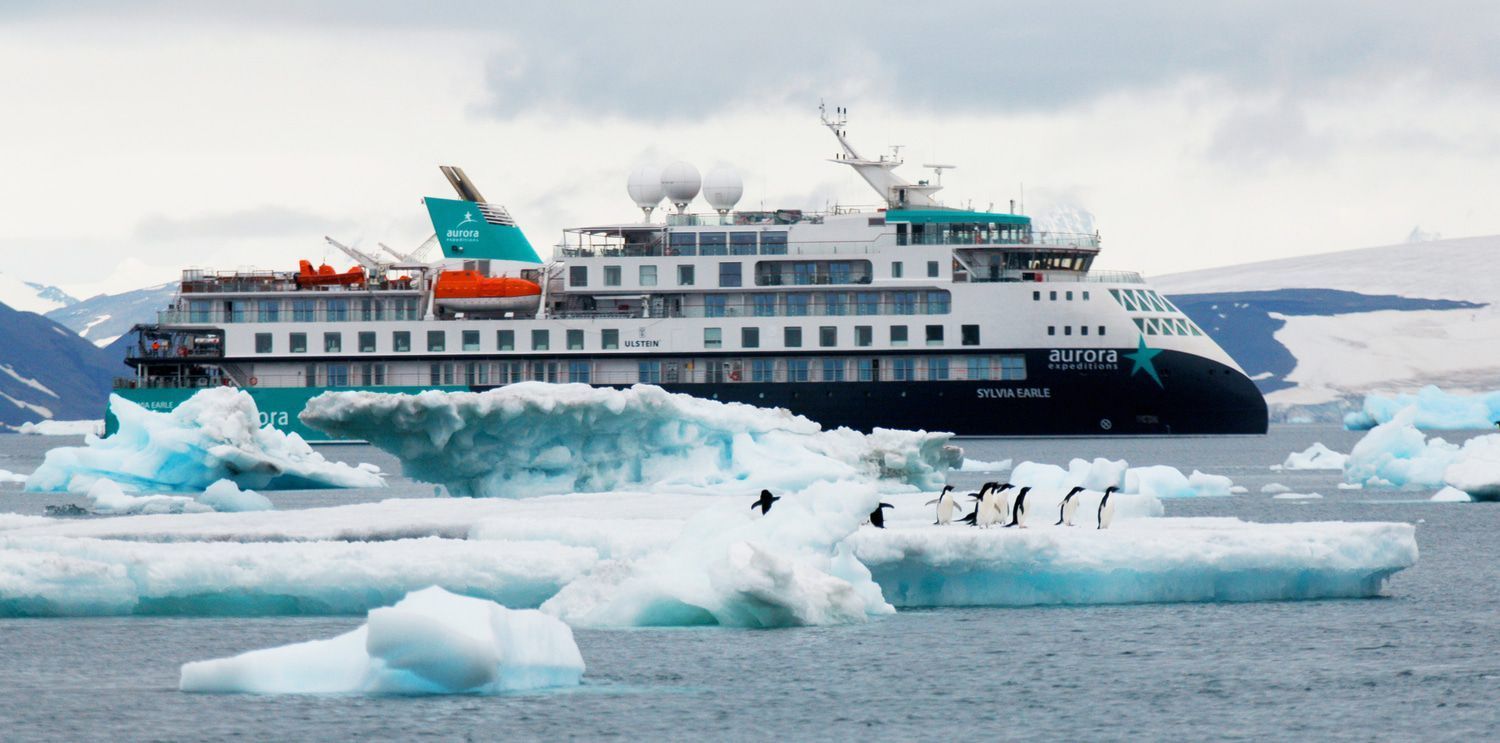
1343,408 -> 1460,489
541,480 -> 894,628
180,587 -> 583,695
26,389 -> 383,494
13,420 -> 103,436
300,384 -> 956,498
1344,386 -> 1500,430
851,519 -> 1416,607
1280,443 -> 1348,471
1008,458 -> 1234,500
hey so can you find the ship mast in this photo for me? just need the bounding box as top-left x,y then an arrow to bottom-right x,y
820,102 -> 943,209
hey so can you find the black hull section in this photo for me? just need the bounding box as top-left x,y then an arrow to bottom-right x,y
603,350 -> 1268,436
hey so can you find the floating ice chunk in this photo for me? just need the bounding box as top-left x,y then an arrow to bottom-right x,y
1262,483 -> 1291,494
195,480 -> 274,512
958,457 -> 1012,472
1126,465 -> 1235,498
1344,407 -> 1460,489
1229,485 -> 1248,494
1344,386 -> 1500,430
14,420 -> 103,436
26,389 -> 383,495
179,587 -> 584,695
1272,492 -> 1323,500
1440,433 -> 1500,502
1282,443 -> 1348,471
86,478 -> 211,515
1430,487 -> 1473,502
300,384 -> 956,498
541,480 -> 895,628
1336,483 -> 1363,490
0,469 -> 26,484
850,519 -> 1416,607
1009,459 -> 1231,499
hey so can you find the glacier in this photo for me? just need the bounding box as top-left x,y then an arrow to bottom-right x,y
25,388 -> 384,494
300,384 -> 957,498
1344,386 -> 1500,430
179,587 -> 584,695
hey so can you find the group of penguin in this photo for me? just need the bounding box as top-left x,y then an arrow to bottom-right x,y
749,483 -> 1120,529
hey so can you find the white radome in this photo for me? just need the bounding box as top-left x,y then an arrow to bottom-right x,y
626,165 -> 665,209
660,161 -> 702,210
702,166 -> 744,213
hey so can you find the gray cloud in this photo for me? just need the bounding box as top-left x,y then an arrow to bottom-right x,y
134,206 -> 344,241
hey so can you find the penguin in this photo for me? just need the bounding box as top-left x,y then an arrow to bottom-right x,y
751,489 -> 780,516
978,483 -> 1011,528
868,502 -> 895,528
958,483 -> 992,526
1056,486 -> 1085,527
925,485 -> 961,525
1005,486 -> 1032,527
1097,485 -> 1119,529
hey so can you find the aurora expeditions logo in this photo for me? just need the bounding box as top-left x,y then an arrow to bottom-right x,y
1047,348 -> 1119,371
446,211 -> 482,240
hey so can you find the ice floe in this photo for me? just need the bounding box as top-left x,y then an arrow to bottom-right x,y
25,389 -> 384,494
958,457 -> 1012,472
1343,408 -> 1460,489
1006,457 -> 1233,500
180,587 -> 583,695
1279,442 -> 1348,471
85,478 -> 211,515
1344,386 -> 1500,430
0,469 -> 26,484
300,384 -> 956,498
1440,433 -> 1500,501
1261,483 -> 1292,495
1272,492 -> 1323,500
13,419 -> 103,436
1430,487 -> 1473,503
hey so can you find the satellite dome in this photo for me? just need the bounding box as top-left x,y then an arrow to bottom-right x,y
660,161 -> 701,212
702,166 -> 744,214
626,165 -> 665,209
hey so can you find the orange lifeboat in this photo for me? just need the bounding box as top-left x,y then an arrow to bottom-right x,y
295,260 -> 366,287
433,270 -> 542,313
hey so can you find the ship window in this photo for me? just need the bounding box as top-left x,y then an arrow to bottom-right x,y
787,293 -> 811,316
258,301 -> 280,323
753,294 -> 776,317
324,332 -> 342,353
891,326 -> 908,346
752,359 -> 774,382
1047,326 -> 1056,336
497,330 -> 514,351
819,326 -> 837,348
568,361 -> 591,383
677,265 -> 695,286
787,359 -> 810,382
532,329 -> 549,351
1066,291 -> 1073,300
304,363 -> 318,387
255,333 -> 272,353
639,361 -> 662,384
927,291 -> 951,314
731,232 -> 757,255
703,328 -> 722,349
570,265 -> 588,287
1083,291 -> 1090,301
463,330 -> 480,351
1049,291 -> 1058,301
967,356 -> 991,381
327,364 -> 349,387
1033,291 -> 1041,301
891,261 -> 904,279
393,331 -> 410,352
893,292 -> 917,315
760,231 -> 788,255
962,325 -> 979,346
822,358 -> 845,382
855,326 -> 873,347
1064,326 -> 1072,336
857,358 -> 877,382
929,358 -> 950,381
927,261 -> 940,278
359,331 -> 376,353
705,294 -> 727,317
742,327 -> 760,348
602,329 -> 619,349
567,329 -> 584,350
669,232 -> 697,256
1099,325 -> 1106,336
926,325 -> 944,345
604,266 -> 621,287
825,293 -> 848,316
700,232 -> 728,255
639,265 -> 657,287
1081,326 -> 1090,336
327,300 -> 348,323
292,300 -> 315,323
719,262 -> 742,288
427,330 -> 446,352
856,292 -> 879,315
999,354 -> 1027,380
891,358 -> 915,381
784,327 -> 803,348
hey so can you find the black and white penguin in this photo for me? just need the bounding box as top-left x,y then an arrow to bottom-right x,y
978,483 -> 1011,528
925,485 -> 961,525
1097,485 -> 1119,529
959,483 -> 993,526
1056,486 -> 1086,527
868,502 -> 895,528
751,489 -> 780,515
1005,486 -> 1032,528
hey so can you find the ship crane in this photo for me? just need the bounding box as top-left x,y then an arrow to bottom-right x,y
378,234 -> 439,269
324,236 -> 391,278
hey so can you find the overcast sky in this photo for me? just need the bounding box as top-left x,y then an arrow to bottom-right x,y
3,1 -> 1499,297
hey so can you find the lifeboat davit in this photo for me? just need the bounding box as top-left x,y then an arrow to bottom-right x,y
295,260 -> 366,287
433,270 -> 541,313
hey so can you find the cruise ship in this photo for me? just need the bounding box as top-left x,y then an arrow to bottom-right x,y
114,107 -> 1268,439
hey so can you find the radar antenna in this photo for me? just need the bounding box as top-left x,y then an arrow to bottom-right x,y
819,102 -> 944,209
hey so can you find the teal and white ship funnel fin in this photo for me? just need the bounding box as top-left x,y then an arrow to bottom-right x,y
424,165 -> 542,263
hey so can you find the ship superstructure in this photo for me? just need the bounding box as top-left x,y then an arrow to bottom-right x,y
116,109 -> 1267,438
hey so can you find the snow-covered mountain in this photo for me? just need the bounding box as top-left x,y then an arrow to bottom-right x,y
0,301 -> 123,428
0,272 -> 77,314
46,282 -> 177,347
1155,235 -> 1500,419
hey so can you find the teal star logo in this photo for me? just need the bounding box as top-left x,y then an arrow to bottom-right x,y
1124,335 -> 1164,388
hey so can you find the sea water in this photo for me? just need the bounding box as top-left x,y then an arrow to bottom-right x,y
0,426 -> 1495,740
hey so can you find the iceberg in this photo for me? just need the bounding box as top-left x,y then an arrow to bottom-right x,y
1008,458 -> 1234,499
0,469 -> 26,484
85,478 -> 212,515
1344,386 -> 1500,430
195,479 -> 275,512
1261,483 -> 1291,494
180,587 -> 584,695
300,384 -> 956,498
1439,434 -> 1500,502
14,420 -> 104,436
1431,487 -> 1473,502
958,457 -> 1012,472
1280,443 -> 1348,471
1271,492 -> 1323,500
25,389 -> 384,494
1344,408 -> 1460,489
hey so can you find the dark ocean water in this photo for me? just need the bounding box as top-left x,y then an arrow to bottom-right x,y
1,426 -> 1496,742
